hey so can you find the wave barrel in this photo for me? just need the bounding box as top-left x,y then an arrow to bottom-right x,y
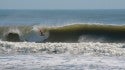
4,32 -> 21,42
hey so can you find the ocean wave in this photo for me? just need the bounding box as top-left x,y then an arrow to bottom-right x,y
0,24 -> 125,42
0,41 -> 125,56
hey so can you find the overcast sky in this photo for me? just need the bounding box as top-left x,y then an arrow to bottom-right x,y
0,0 -> 125,9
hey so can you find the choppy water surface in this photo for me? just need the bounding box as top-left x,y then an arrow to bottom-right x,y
0,54 -> 125,70
0,41 -> 125,70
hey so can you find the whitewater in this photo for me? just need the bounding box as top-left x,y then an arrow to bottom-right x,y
0,41 -> 125,70
1,41 -> 125,56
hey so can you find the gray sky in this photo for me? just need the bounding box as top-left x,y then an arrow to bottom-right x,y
0,0 -> 125,9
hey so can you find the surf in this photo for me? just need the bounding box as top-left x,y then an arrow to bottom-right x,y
0,40 -> 125,56
1,24 -> 125,43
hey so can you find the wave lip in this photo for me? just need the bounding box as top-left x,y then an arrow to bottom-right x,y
0,41 -> 125,56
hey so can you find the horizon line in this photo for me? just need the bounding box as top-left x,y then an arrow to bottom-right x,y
0,8 -> 125,10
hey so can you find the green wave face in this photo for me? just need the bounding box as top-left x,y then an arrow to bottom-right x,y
46,24 -> 125,42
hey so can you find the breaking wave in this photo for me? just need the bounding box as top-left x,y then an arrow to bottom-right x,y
0,24 -> 125,42
0,24 -> 125,56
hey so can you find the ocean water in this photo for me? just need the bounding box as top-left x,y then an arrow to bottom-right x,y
0,9 -> 125,70
0,9 -> 125,26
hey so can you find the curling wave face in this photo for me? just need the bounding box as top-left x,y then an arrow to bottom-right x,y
0,25 -> 46,42
1,24 -> 125,42
0,41 -> 125,56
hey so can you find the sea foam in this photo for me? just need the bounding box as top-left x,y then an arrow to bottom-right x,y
0,41 -> 125,56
